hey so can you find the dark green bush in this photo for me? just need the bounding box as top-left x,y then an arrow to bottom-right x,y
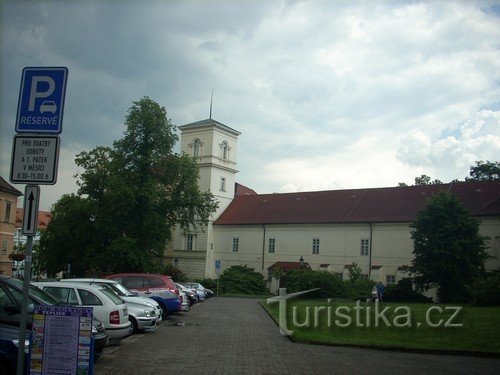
218,265 -> 267,295
344,277 -> 376,300
468,271 -> 500,306
285,270 -> 345,298
384,278 -> 432,303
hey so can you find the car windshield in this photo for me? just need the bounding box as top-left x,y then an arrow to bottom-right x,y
7,278 -> 60,305
109,282 -> 135,297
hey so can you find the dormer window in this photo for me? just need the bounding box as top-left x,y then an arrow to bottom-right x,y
193,138 -> 201,157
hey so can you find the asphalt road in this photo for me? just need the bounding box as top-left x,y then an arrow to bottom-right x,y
94,297 -> 500,374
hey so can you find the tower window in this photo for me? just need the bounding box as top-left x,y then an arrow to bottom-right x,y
193,139 -> 201,157
222,141 -> 229,160
220,177 -> 226,191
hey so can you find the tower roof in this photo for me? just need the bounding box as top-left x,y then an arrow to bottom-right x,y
179,119 -> 241,137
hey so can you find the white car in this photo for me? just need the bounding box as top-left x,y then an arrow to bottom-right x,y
33,281 -> 132,344
63,278 -> 163,329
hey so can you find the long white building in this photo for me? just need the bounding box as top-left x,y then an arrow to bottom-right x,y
171,119 -> 500,285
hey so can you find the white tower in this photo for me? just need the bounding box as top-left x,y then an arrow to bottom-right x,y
173,119 -> 240,278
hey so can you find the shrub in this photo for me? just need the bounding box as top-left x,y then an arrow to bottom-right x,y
383,278 -> 432,303
468,271 -> 500,306
344,277 -> 375,300
285,270 -> 345,298
218,265 -> 267,295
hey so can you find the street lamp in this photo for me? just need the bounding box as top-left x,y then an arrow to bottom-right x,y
173,257 -> 179,268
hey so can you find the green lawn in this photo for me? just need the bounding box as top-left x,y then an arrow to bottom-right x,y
262,299 -> 500,355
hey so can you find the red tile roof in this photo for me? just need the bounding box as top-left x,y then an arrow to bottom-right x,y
16,209 -> 52,230
214,181 -> 500,225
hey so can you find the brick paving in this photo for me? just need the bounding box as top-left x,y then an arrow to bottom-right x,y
94,297 -> 500,375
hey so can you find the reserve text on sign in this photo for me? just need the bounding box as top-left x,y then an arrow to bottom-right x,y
10,135 -> 60,184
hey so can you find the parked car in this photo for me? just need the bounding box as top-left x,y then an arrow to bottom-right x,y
34,281 -> 132,344
0,323 -> 29,375
175,283 -> 198,306
186,282 -> 207,301
0,275 -> 108,363
106,273 -> 181,316
63,278 -> 161,332
177,289 -> 191,312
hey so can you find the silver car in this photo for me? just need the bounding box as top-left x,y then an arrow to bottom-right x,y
63,278 -> 161,332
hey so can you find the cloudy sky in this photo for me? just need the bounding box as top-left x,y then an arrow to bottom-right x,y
1,0 -> 499,211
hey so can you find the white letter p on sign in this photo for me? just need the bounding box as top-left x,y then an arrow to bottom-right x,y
28,76 -> 55,111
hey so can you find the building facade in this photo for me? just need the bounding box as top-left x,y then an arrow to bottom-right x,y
173,119 -> 500,284
0,176 -> 22,275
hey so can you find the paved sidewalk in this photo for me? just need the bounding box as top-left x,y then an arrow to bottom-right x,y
94,297 -> 500,374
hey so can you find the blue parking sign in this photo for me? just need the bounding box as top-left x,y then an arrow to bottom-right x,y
15,67 -> 68,134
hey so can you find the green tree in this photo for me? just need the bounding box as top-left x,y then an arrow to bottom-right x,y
466,161 -> 500,181
38,194 -> 98,276
40,97 -> 218,275
410,190 -> 488,302
347,262 -> 362,282
414,174 -> 442,185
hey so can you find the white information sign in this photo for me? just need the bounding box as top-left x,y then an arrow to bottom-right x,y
10,135 -> 60,184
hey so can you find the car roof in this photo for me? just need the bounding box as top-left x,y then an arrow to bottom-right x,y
107,273 -> 171,278
62,278 -> 118,284
33,281 -> 109,290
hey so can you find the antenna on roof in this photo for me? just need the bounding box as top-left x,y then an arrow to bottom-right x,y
209,89 -> 214,119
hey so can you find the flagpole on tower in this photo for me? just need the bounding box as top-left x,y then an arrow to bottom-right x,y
209,89 -> 213,119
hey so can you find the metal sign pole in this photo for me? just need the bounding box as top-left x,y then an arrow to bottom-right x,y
16,234 -> 34,375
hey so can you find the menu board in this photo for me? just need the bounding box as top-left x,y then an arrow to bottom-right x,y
30,306 -> 94,375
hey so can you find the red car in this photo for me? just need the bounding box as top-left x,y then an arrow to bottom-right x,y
105,273 -> 181,316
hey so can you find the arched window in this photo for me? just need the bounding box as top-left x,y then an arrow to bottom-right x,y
222,141 -> 229,160
193,139 -> 201,157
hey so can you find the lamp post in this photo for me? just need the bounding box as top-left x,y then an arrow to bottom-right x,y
173,257 -> 179,269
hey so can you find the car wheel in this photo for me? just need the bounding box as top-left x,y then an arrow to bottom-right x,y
129,316 -> 139,334
161,303 -> 169,318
